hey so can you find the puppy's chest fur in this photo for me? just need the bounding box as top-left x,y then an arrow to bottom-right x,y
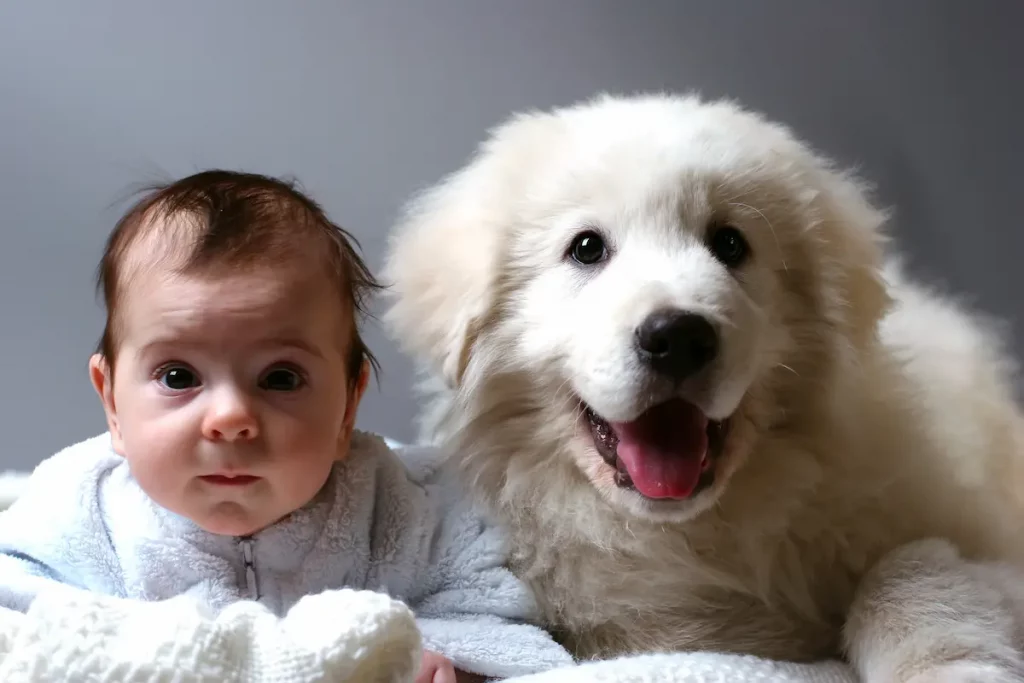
503,438 -> 967,664
509,520 -> 860,662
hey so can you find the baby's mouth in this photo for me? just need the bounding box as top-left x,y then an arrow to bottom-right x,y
583,398 -> 728,500
200,474 -> 261,487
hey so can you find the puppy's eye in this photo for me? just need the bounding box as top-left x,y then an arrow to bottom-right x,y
568,231 -> 607,265
708,225 -> 749,268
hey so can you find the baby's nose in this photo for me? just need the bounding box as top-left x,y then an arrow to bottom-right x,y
202,390 -> 260,442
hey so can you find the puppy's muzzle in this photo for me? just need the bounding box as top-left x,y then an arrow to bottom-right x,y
635,309 -> 718,380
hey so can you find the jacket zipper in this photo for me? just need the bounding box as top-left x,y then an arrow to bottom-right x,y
238,537 -> 260,600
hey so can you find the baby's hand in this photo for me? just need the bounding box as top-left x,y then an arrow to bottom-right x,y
416,649 -> 457,683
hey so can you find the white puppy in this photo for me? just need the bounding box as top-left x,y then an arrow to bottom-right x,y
383,93 -> 1024,682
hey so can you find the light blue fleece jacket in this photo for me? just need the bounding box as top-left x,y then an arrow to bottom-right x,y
0,430 -> 573,679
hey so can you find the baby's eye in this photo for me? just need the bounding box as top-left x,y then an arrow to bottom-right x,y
260,367 -> 305,392
158,365 -> 200,391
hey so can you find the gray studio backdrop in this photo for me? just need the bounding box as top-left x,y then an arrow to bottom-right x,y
1,1 -> 1021,469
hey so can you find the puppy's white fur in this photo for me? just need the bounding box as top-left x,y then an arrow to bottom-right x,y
384,93 -> 1024,682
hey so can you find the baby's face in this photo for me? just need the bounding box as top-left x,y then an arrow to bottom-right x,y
91,257 -> 366,537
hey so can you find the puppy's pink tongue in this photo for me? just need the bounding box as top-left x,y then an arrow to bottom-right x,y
611,399 -> 709,499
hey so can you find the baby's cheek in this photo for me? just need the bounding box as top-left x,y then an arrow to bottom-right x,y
124,456 -> 197,523
122,429 -> 192,493
279,412 -> 344,458
274,449 -> 337,506
134,454 -> 181,490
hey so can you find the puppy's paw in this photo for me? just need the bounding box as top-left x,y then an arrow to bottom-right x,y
905,660 -> 1024,683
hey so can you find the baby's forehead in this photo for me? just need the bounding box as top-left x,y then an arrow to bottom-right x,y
130,256 -> 338,311
121,210 -> 330,283
118,261 -> 351,351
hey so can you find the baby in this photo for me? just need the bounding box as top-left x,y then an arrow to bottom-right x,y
0,171 -> 572,682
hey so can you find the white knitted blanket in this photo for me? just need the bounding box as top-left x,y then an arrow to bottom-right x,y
0,470 -> 858,682
0,586 -> 859,682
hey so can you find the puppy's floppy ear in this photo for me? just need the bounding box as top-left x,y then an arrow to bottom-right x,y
812,165 -> 893,351
383,113 -> 556,388
383,167 -> 499,387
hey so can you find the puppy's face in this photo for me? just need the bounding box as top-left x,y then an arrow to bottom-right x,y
386,95 -> 889,523
510,174 -> 784,520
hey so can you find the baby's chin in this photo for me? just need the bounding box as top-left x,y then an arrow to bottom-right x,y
189,502 -> 280,537
199,518 -> 267,537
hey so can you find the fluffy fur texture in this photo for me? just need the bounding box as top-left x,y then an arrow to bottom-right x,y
383,93 -> 1024,682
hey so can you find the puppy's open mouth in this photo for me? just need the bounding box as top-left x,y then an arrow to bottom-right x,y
584,398 -> 728,500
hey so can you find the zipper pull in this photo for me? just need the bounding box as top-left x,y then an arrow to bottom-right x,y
239,537 -> 260,600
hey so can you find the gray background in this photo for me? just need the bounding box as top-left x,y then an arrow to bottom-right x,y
1,1 -> 1021,470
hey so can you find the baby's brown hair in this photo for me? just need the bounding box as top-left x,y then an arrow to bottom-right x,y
96,169 -> 382,385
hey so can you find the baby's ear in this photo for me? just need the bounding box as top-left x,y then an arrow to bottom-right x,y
89,353 -> 125,454
342,359 -> 370,430
383,111 -> 558,389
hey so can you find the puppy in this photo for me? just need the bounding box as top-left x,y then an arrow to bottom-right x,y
383,93 -> 1024,682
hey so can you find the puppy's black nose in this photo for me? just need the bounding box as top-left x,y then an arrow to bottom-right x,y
635,309 -> 718,379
